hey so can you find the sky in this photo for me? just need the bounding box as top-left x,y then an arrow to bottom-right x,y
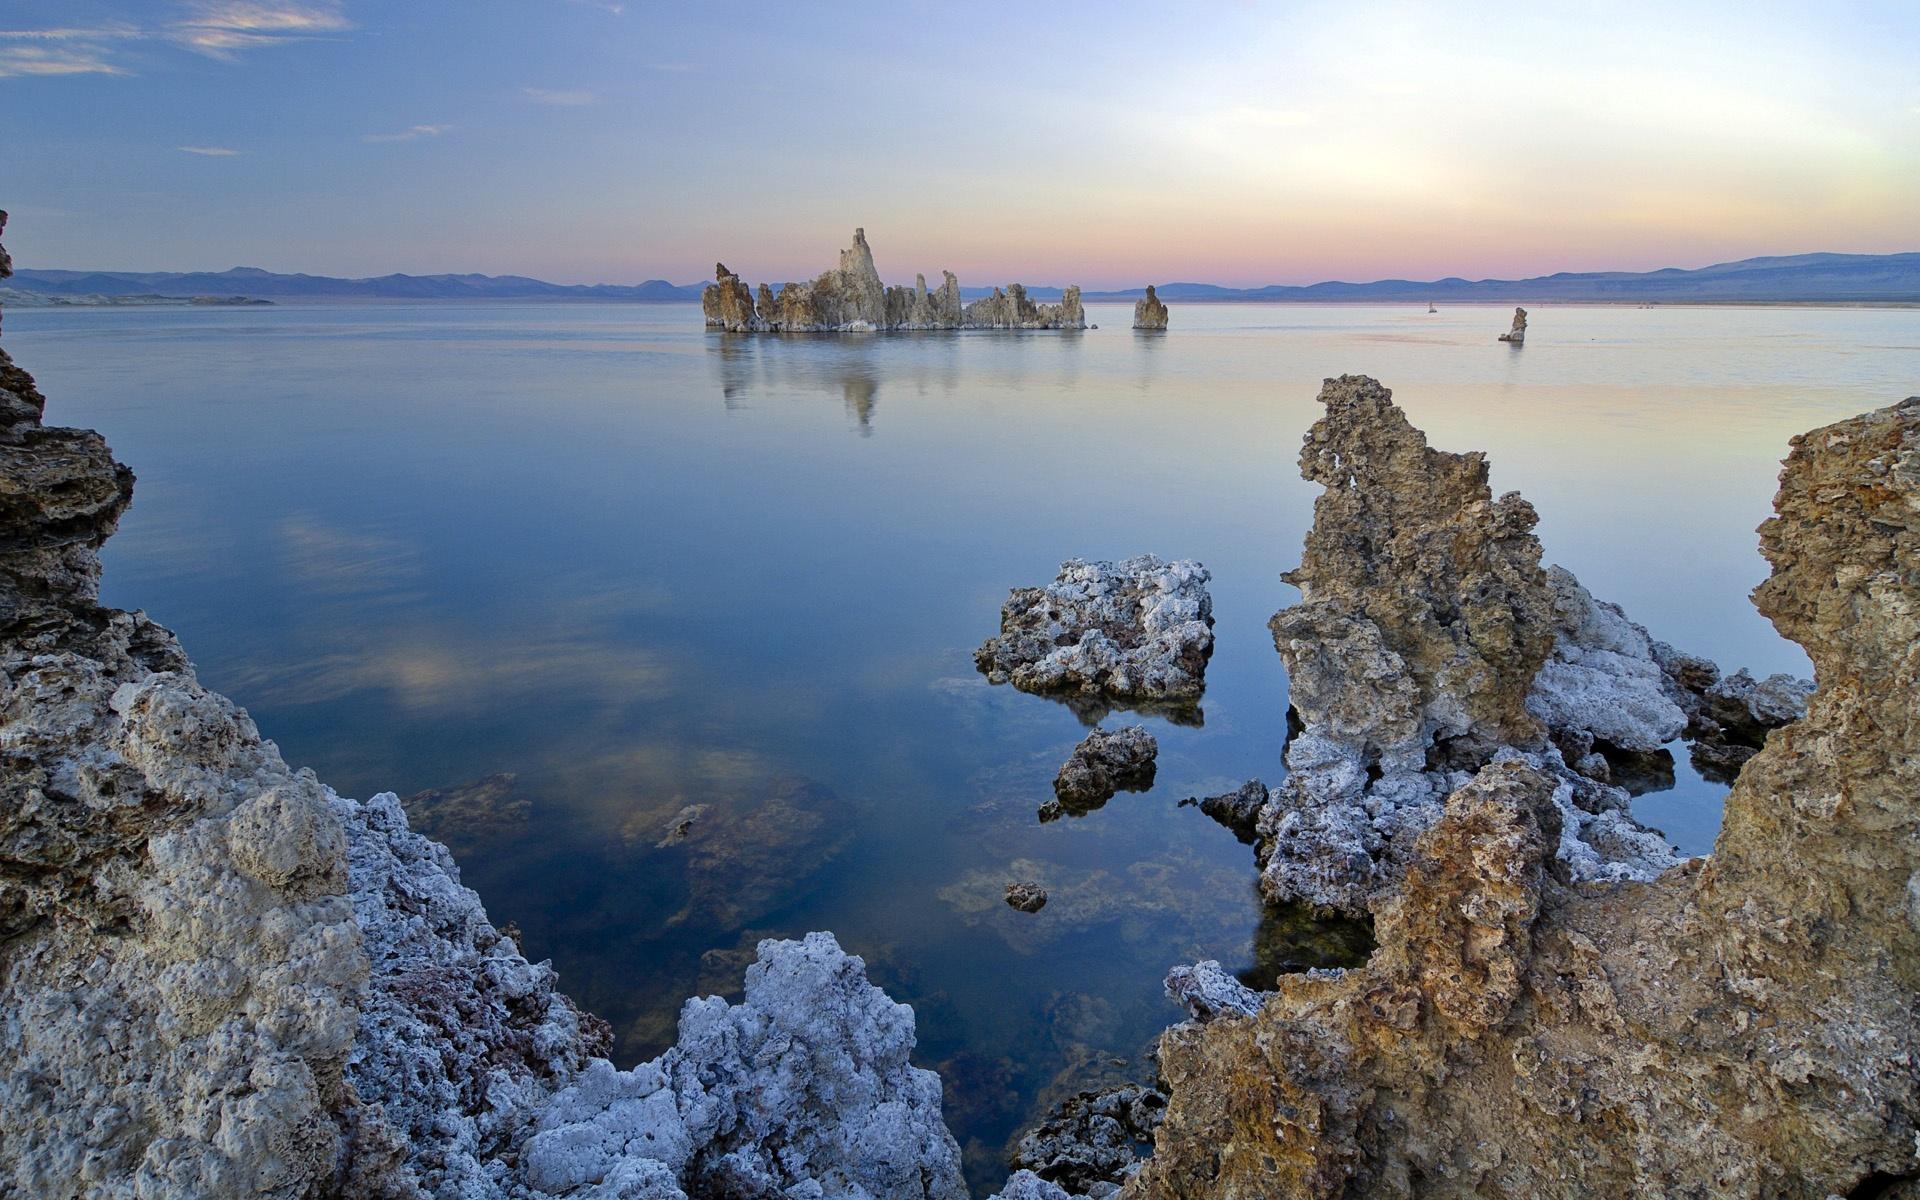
2,0 -> 1917,289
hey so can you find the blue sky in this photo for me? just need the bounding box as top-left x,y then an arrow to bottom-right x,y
3,1 -> 1917,287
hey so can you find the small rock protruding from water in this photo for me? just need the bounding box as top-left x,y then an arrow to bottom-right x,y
1132,283 -> 1169,330
1498,306 -> 1527,343
1052,726 -> 1158,813
1004,882 -> 1049,913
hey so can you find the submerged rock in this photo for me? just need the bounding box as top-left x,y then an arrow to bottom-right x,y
1132,396 -> 1920,1199
1006,881 -> 1050,913
1258,375 -> 1677,913
1131,284 -> 1168,331
1498,304 -> 1527,343
976,555 -> 1213,722
705,228 -> 1086,332
1052,726 -> 1158,813
400,771 -> 532,858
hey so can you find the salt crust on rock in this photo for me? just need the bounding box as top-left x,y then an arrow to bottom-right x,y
975,555 -> 1213,715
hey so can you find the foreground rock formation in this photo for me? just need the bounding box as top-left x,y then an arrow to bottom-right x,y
1131,286 -> 1168,331
703,228 -> 1086,332
1257,376 -> 1678,914
1498,305 -> 1527,343
1134,394 -> 1920,1198
976,555 -> 1213,723
0,212 -> 971,1200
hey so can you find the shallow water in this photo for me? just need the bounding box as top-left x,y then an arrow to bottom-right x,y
10,300 -> 1914,1186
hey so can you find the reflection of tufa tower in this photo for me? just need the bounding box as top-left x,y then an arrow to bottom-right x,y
1497,306 -> 1527,344
1132,284 -> 1169,331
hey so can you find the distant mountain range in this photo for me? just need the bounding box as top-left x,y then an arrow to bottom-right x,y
10,266 -> 702,302
9,251 -> 1918,305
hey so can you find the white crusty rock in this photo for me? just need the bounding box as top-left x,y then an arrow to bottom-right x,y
706,228 -> 1087,332
521,932 -> 966,1200
1163,960 -> 1267,1022
1131,285 -> 1168,331
1526,565 -> 1688,753
975,555 -> 1213,718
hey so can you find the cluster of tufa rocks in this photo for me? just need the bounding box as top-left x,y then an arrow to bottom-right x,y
1130,285 -> 1168,331
1135,392 -> 1920,1199
703,228 -> 1086,332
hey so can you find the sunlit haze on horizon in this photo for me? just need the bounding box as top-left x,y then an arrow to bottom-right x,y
3,0 -> 1916,289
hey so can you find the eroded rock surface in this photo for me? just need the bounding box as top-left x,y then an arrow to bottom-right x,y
1258,376 -> 1676,913
1006,881 -> 1050,913
1011,1083 -> 1167,1197
1131,285 -> 1168,331
1129,395 -> 1920,1199
1498,305 -> 1527,343
705,228 -> 1087,332
0,214 -> 970,1200
1653,641 -> 1814,781
977,555 -> 1213,722
1051,726 -> 1158,814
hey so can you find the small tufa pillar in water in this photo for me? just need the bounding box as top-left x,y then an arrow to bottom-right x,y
1498,306 -> 1527,344
1133,284 -> 1169,331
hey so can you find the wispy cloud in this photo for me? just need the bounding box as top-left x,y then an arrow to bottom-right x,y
522,86 -> 595,105
178,144 -> 243,155
363,123 -> 453,144
169,1 -> 352,60
0,23 -> 141,77
1,4 -> 350,75
0,43 -> 129,77
568,0 -> 626,14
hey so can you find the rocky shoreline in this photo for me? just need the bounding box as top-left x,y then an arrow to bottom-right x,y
5,201 -> 1915,1198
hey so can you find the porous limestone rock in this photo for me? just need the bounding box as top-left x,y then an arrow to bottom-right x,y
1010,1083 -> 1166,1197
706,229 -> 1087,332
1652,641 -> 1814,780
1131,285 -> 1168,331
1185,778 -> 1267,844
0,215 -> 973,1200
1006,881 -> 1049,913
976,555 -> 1213,721
1257,376 -> 1676,913
1498,305 -> 1527,343
1052,726 -> 1158,813
1162,960 -> 1265,1022
1128,396 -> 1920,1200
520,932 -> 967,1200
1526,565 -> 1688,754
700,262 -> 761,332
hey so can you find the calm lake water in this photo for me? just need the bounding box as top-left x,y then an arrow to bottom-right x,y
10,300 -> 1914,1186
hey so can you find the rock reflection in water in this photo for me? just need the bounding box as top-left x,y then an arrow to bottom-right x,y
706,330 -> 964,433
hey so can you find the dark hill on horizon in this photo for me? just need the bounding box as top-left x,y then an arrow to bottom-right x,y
11,251 -> 1918,304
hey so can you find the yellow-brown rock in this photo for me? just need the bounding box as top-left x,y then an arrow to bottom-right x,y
1129,396 -> 1920,1199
